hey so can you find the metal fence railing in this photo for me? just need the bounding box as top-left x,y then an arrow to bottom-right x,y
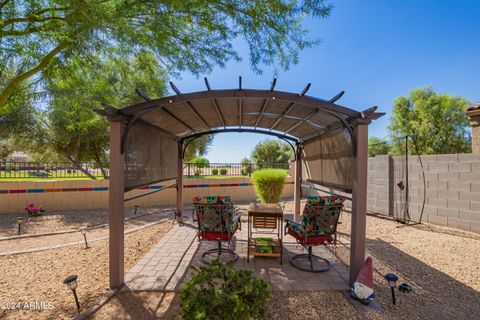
0,162 -> 109,179
0,161 -> 289,179
183,162 -> 289,177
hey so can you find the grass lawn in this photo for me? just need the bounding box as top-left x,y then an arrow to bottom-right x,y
0,177 -> 105,182
188,175 -> 247,179
0,175 -> 248,182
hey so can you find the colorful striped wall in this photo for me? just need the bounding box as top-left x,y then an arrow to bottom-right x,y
0,177 -> 294,214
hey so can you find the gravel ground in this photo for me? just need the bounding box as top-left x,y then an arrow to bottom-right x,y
333,211 -> 480,320
0,221 -> 173,320
88,201 -> 480,320
0,206 -> 172,237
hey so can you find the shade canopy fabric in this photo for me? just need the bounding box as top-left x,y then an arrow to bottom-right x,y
99,86 -> 383,192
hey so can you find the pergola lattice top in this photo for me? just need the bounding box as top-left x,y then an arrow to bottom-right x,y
101,79 -> 382,144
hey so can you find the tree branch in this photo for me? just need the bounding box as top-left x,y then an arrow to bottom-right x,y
0,40 -> 69,109
2,15 -> 65,27
0,0 -> 11,10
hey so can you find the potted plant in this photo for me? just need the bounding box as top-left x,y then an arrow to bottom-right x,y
24,203 -> 45,217
251,169 -> 287,204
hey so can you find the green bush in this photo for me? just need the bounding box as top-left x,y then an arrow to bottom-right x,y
220,168 -> 227,175
194,169 -> 202,176
241,168 -> 247,176
181,260 -> 269,320
251,169 -> 287,203
211,168 -> 219,175
191,156 -> 210,169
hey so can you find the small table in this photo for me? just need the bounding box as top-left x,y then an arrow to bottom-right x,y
247,203 -> 283,264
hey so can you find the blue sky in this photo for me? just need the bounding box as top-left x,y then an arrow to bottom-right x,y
177,0 -> 480,162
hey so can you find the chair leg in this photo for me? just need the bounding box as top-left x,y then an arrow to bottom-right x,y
201,241 -> 239,264
289,245 -> 331,273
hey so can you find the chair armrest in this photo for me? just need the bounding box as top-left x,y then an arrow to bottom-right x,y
285,219 -> 301,229
232,214 -> 241,224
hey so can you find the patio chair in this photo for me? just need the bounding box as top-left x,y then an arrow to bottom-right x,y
285,195 -> 345,272
193,196 -> 241,263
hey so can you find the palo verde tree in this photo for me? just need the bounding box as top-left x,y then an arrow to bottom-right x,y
0,0 -> 333,110
389,87 -> 471,155
13,52 -> 169,179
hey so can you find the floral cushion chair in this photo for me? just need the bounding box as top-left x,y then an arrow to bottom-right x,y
285,195 -> 345,272
193,196 -> 241,263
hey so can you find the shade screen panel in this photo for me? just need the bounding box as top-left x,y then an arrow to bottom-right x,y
125,123 -> 178,191
302,127 -> 354,192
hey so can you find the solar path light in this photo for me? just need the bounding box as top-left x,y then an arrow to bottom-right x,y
16,217 -> 24,235
79,226 -> 89,249
385,273 -> 399,305
63,275 -> 80,313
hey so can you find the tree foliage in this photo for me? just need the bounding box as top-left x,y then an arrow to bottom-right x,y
0,0 -> 332,109
388,87 -> 471,155
184,135 -> 214,162
251,139 -> 293,164
368,137 -> 391,157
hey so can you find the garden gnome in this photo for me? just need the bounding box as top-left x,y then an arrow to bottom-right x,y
351,256 -> 375,304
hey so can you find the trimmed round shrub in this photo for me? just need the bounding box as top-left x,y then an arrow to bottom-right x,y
251,169 -> 287,203
181,260 -> 269,320
211,168 -> 219,175
220,168 -> 227,175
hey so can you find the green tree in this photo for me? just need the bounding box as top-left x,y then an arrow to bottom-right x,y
0,0 -> 332,109
368,137 -> 391,157
190,156 -> 209,167
184,135 -> 214,162
389,87 -> 471,155
251,140 -> 293,164
12,53 -> 168,178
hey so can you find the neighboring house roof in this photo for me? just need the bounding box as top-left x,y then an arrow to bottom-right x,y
467,102 -> 480,111
6,151 -> 30,161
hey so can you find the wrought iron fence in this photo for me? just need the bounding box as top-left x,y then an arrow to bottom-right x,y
0,161 -> 289,179
0,161 -> 109,179
184,162 -> 289,177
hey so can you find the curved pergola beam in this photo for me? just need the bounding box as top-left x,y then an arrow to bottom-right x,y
179,127 -> 299,143
118,89 -> 361,119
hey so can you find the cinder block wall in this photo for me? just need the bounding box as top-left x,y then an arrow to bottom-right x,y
0,177 -> 294,214
367,154 -> 480,232
301,154 -> 480,233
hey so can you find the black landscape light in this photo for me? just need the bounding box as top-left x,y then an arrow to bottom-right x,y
134,205 -> 139,215
385,273 -> 399,305
79,226 -> 88,249
16,217 -> 24,235
63,275 -> 80,313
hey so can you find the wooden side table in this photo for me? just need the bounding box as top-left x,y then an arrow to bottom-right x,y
247,203 -> 283,264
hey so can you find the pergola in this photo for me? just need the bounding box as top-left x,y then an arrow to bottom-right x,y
99,78 -> 383,290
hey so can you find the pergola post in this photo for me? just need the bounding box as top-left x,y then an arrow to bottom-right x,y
349,120 -> 369,285
109,120 -> 125,289
176,141 -> 184,223
293,144 -> 302,220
